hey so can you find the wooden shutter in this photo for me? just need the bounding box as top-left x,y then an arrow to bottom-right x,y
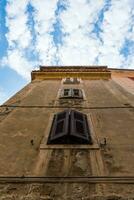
47,110 -> 69,144
47,110 -> 93,145
70,110 -> 92,144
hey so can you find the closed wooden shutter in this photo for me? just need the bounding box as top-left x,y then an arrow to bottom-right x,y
70,110 -> 92,144
47,110 -> 93,144
47,110 -> 69,144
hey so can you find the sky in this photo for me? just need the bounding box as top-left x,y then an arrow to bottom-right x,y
0,0 -> 134,104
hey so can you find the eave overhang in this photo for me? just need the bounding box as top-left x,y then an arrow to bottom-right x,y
31,66 -> 111,81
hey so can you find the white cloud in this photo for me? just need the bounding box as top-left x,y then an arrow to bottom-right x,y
4,0 -> 59,77
6,0 -> 31,49
57,0 -> 134,69
6,13 -> 31,49
4,0 -> 36,80
58,0 -> 105,65
60,0 -> 104,33
2,49 -> 36,80
3,0 -> 134,82
97,0 -> 134,68
30,0 -> 58,65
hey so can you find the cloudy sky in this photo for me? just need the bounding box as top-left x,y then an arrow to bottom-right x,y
0,0 -> 134,104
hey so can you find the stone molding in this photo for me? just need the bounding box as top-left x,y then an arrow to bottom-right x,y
31,66 -> 111,80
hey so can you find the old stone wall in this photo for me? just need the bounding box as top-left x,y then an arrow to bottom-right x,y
0,76 -> 134,198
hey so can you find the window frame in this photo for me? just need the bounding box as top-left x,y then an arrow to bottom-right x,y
47,110 -> 93,145
60,88 -> 83,99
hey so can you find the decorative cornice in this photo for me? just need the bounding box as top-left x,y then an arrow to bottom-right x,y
40,65 -> 110,72
31,66 -> 111,81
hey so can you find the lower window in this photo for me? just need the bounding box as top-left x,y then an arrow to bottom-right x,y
47,110 -> 93,145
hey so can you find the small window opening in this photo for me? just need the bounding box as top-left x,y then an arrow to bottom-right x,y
47,110 -> 93,145
64,89 -> 70,96
73,89 -> 79,96
60,88 -> 83,99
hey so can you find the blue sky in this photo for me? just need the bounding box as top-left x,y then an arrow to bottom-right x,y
0,0 -> 134,104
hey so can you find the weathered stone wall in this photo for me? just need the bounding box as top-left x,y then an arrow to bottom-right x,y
0,183 -> 134,199
0,76 -> 134,198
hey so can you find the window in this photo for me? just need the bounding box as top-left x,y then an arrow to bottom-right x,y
60,88 -> 83,99
63,78 -> 80,84
64,89 -> 70,96
47,110 -> 93,145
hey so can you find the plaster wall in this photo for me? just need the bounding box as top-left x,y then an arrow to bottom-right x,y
0,74 -> 134,199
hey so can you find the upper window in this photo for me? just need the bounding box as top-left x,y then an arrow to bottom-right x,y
47,110 -> 93,145
63,78 -> 80,84
60,88 -> 83,99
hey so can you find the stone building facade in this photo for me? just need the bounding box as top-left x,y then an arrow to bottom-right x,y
0,66 -> 134,199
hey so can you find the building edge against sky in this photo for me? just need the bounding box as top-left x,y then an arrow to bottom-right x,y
0,66 -> 134,199
1,65 -> 134,106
